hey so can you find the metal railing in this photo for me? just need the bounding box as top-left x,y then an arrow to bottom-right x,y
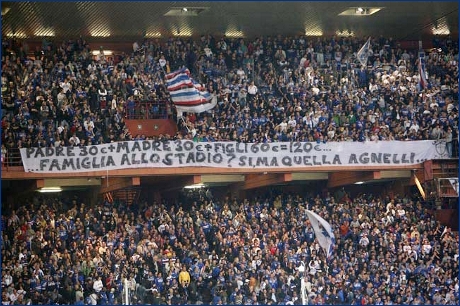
1,147 -> 23,170
437,177 -> 459,198
123,99 -> 170,120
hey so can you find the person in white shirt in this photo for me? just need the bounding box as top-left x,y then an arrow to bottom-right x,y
236,67 -> 246,80
69,133 -> 80,146
110,95 -> 118,115
247,81 -> 258,102
422,239 -> 432,255
60,79 -> 71,93
84,117 -> 94,131
409,119 -> 420,133
287,116 -> 297,128
277,120 -> 288,133
396,204 -> 406,218
93,276 -> 104,293
204,45 -> 213,58
159,55 -> 166,68
2,271 -> 13,287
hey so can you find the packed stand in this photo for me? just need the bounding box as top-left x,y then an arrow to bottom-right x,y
1,34 -> 459,167
1,188 -> 458,305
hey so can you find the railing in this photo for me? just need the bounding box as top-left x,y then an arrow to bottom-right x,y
438,178 -> 459,198
1,147 -> 23,170
123,99 -> 170,120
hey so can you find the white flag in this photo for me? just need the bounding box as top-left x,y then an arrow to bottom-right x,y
448,178 -> 459,195
305,210 -> 335,259
357,37 -> 371,67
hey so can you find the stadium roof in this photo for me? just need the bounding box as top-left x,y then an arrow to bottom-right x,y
2,1 -> 458,41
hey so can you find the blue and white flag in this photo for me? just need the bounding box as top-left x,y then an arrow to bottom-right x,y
166,73 -> 194,91
165,68 -> 190,80
165,68 -> 216,117
169,87 -> 212,106
357,37 -> 371,67
192,80 -> 205,91
305,210 -> 335,259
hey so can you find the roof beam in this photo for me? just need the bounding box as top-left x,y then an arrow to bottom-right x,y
243,173 -> 292,190
159,175 -> 202,192
328,171 -> 381,188
99,177 -> 140,194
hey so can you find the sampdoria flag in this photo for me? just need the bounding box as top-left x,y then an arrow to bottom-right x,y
418,53 -> 428,90
165,68 -> 216,117
165,68 -> 190,80
192,79 -> 205,91
357,37 -> 371,67
305,210 -> 335,259
166,73 -> 194,91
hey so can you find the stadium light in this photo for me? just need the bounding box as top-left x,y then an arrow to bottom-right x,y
184,183 -> 205,189
38,187 -> 63,193
413,172 -> 426,200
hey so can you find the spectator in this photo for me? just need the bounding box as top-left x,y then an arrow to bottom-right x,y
2,184 -> 458,305
445,126 -> 453,157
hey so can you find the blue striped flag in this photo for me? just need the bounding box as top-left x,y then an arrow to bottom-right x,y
166,73 -> 194,91
192,80 -> 205,91
165,68 -> 216,116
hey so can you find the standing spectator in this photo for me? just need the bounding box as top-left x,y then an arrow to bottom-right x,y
247,81 -> 258,103
445,126 -> 453,157
98,85 -> 108,115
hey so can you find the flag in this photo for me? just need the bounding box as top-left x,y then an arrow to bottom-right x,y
357,37 -> 371,67
192,80 -> 205,91
165,68 -> 216,117
305,210 -> 335,259
418,53 -> 428,90
166,73 -> 194,91
165,68 -> 190,80
169,88 -> 212,106
448,178 -> 458,195
441,226 -> 449,237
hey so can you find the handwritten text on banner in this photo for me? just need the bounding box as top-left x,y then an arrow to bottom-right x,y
20,140 -> 447,173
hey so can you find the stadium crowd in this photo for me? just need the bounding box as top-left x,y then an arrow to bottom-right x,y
1,188 -> 459,305
1,33 -> 459,166
1,34 -> 459,305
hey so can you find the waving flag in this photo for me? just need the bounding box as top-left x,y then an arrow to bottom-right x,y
169,87 -> 212,106
166,73 -> 194,91
418,52 -> 428,90
305,210 -> 335,259
192,80 -> 205,91
165,68 -> 190,80
165,68 -> 216,117
357,37 -> 371,67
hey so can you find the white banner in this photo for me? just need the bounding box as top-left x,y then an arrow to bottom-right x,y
19,140 -> 447,173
